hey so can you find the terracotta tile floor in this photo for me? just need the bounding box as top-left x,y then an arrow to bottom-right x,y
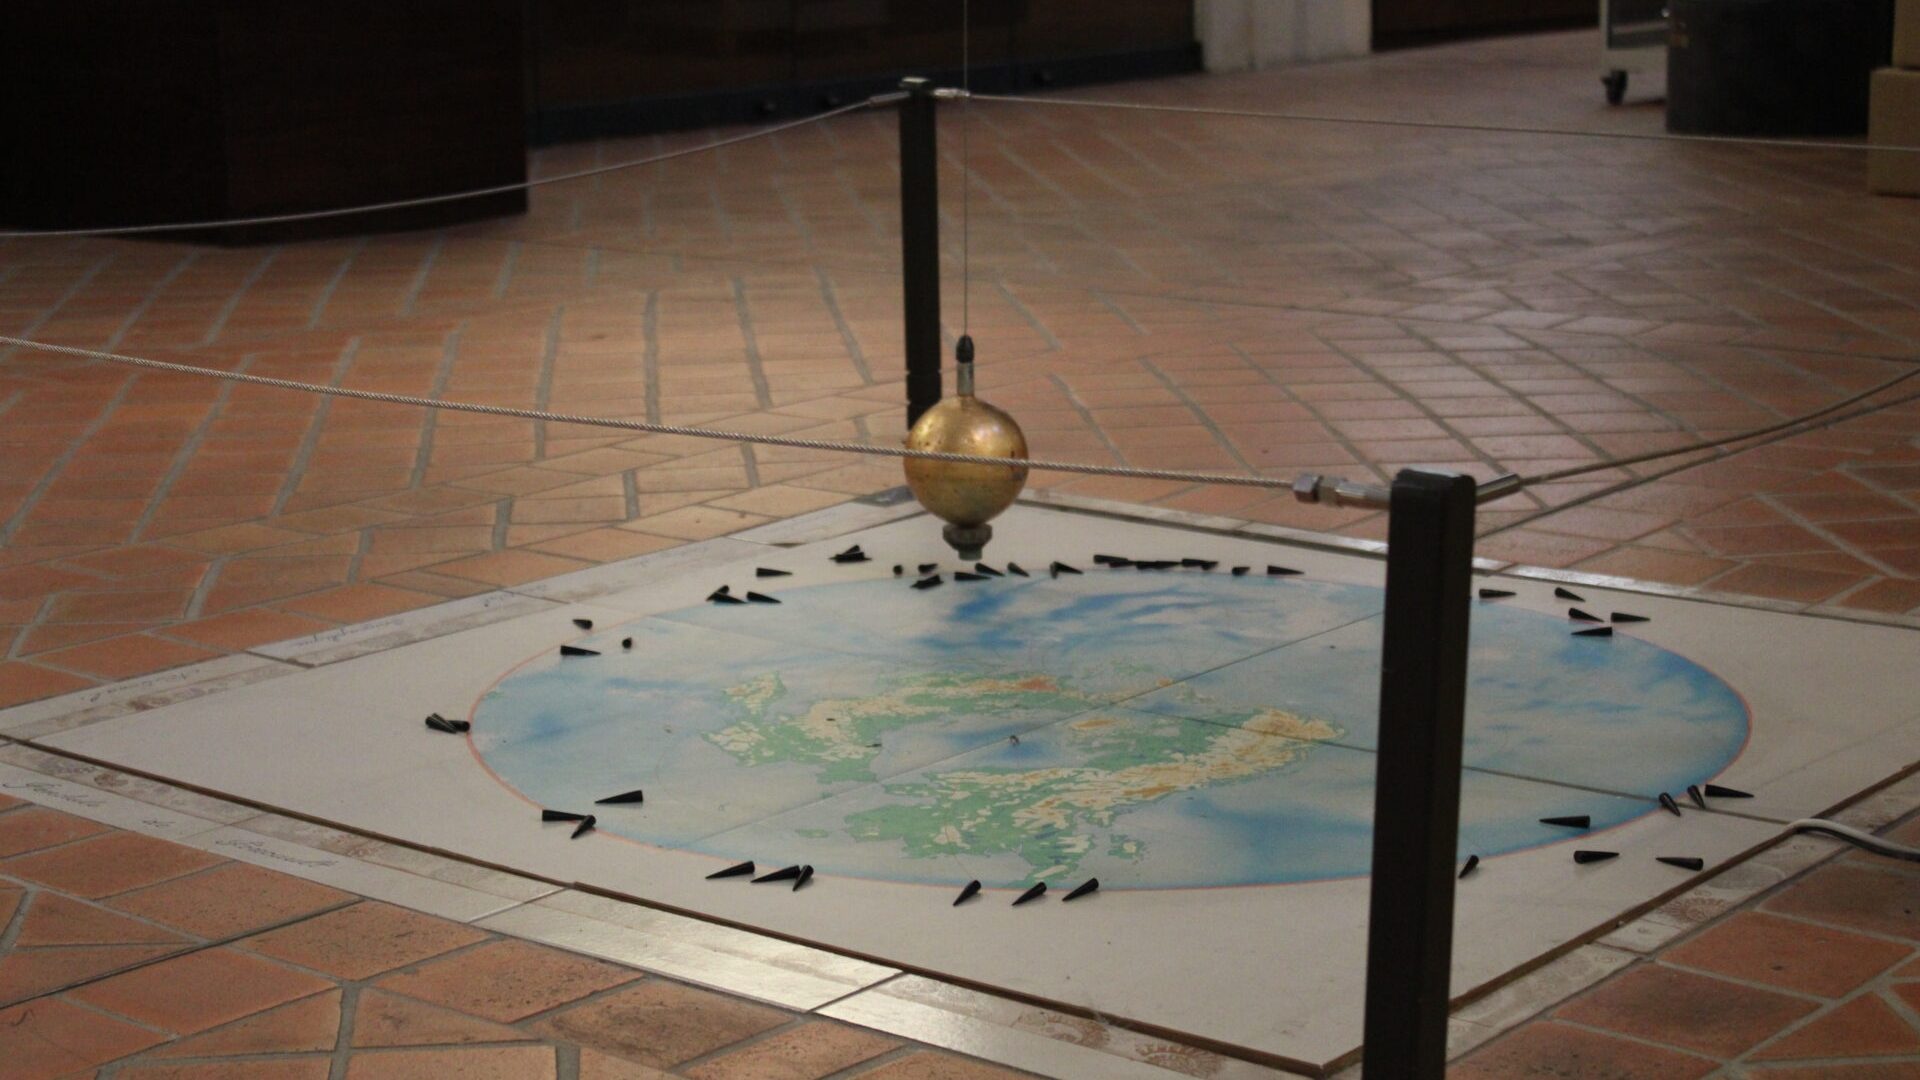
0,797 -> 1030,1080
1452,812 -> 1920,1078
4,25 -> 1920,1078
5,31 -> 1920,706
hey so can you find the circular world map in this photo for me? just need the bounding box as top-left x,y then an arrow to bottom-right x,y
471,571 -> 1749,889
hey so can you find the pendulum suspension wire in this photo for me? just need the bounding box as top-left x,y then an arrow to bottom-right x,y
7,333 -> 1919,505
0,97 -> 890,240
960,0 -> 973,339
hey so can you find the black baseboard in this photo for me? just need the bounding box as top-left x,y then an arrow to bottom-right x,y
1373,15 -> 1595,52
529,43 -> 1202,147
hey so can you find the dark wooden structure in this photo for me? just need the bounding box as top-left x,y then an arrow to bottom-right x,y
1,1 -> 1193,240
0,0 -> 528,242
528,1 -> 1197,143
1372,0 -> 1593,50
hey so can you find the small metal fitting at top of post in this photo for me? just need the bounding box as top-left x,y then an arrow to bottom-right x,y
1292,471 -> 1521,511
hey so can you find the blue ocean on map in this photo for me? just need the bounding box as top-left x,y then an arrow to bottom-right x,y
472,572 -> 1748,888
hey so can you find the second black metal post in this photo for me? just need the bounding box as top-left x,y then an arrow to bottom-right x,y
1360,467 -> 1478,1078
898,76 -> 942,428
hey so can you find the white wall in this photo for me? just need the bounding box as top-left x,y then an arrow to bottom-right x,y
1195,0 -> 1371,71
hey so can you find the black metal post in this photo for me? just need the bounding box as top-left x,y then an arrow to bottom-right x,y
1361,467 -> 1478,1079
898,76 -> 942,428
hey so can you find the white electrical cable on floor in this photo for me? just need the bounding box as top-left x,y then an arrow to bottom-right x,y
1786,819 -> 1920,862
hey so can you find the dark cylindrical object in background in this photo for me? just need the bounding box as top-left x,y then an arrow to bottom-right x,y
899,78 -> 943,430
1667,0 -> 1892,135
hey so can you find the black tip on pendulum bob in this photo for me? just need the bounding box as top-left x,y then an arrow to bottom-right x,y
708,585 -> 731,600
707,861 -> 755,880
756,567 -> 792,578
1063,878 -> 1099,902
1658,856 -> 1706,871
1012,882 -> 1047,906
954,880 -> 982,906
560,644 -> 601,657
1007,562 -> 1029,577
1555,587 -> 1585,601
1573,626 -> 1613,638
1181,558 -> 1218,571
974,563 -> 1003,577
1541,815 -> 1591,829
1687,784 -> 1707,809
955,571 -> 987,582
1574,850 -> 1618,864
713,593 -> 747,605
1092,554 -> 1128,566
832,545 -> 870,564
1478,588 -> 1515,600
1612,611 -> 1650,623
572,618 -> 594,630
792,865 -> 814,891
424,713 -> 469,734
1458,855 -> 1480,879
918,562 -> 938,573
1658,792 -> 1682,817
1704,784 -> 1753,799
912,574 -> 943,590
1231,566 -> 1249,576
595,789 -> 645,805
622,638 -> 634,650
542,809 -> 588,822
1050,561 -> 1081,577
745,591 -> 780,604
893,564 -> 904,576
570,815 -> 597,839
1568,608 -> 1602,622
753,865 -> 802,884
1268,565 -> 1302,576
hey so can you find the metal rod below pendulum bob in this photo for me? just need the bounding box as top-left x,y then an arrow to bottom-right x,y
902,335 -> 1029,560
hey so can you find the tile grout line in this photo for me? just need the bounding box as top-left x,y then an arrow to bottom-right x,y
1753,491 -> 1910,580
197,251 -> 278,347
816,266 -> 875,386
397,235 -> 446,319
127,352 -> 260,545
731,275 -> 775,410
266,338 -> 364,519
306,238 -> 369,330
406,324 -> 465,491
532,305 -> 565,460
642,289 -> 661,424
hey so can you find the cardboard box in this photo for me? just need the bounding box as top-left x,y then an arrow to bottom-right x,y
1871,68 -> 1920,195
1899,0 -> 1920,68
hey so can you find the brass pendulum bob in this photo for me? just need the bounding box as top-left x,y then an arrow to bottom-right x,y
903,336 -> 1029,560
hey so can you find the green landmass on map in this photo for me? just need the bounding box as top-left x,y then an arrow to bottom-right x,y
704,671 -> 1096,783
843,710 -> 1339,881
706,670 -> 1341,882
